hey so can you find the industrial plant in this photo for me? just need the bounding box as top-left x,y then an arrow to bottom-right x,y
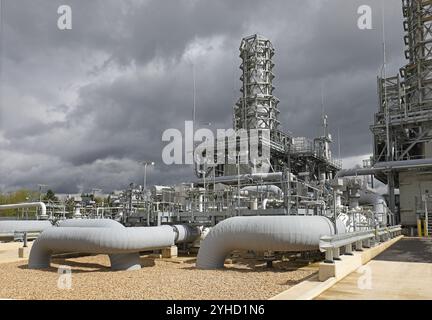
0,0 -> 431,301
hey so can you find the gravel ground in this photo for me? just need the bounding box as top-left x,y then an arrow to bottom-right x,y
0,255 -> 318,300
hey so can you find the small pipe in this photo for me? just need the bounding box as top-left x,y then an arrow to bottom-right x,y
262,199 -> 269,209
0,220 -> 52,234
196,172 -> 283,185
0,202 -> 47,219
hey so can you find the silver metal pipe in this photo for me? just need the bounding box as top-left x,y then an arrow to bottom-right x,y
0,202 -> 47,218
240,185 -> 283,195
29,226 -> 177,270
0,220 -> 52,234
29,223 -> 201,270
196,172 -> 282,185
196,215 -> 346,269
58,219 -> 124,229
173,225 -> 201,243
336,158 -> 432,177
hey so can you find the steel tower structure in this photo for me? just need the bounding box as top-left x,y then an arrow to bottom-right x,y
372,0 -> 432,167
233,34 -> 280,131
371,0 -> 432,228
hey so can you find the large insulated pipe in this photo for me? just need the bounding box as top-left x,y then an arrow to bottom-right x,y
58,220 -> 200,242
0,220 -> 52,234
173,225 -> 201,243
240,185 -> 283,195
0,202 -> 47,219
196,215 -> 346,269
29,224 -> 201,270
359,188 -> 386,208
359,188 -> 387,226
336,158 -> 432,178
29,226 -> 177,270
57,219 -> 124,229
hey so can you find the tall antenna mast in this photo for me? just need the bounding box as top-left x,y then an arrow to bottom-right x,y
321,83 -> 327,137
192,63 -> 196,124
321,84 -> 325,115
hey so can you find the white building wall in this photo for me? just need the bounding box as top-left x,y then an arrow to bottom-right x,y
399,171 -> 432,226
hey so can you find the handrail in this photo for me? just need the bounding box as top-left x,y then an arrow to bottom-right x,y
319,225 -> 402,263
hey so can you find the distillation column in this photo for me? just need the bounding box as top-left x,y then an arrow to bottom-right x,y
234,34 -> 280,131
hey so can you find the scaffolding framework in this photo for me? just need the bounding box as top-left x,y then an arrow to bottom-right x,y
372,0 -> 432,174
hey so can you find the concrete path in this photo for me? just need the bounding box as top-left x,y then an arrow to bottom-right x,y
317,238 -> 432,300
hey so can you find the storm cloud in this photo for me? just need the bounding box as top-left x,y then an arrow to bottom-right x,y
0,0 -> 405,193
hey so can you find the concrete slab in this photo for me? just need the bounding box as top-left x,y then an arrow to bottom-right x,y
374,237 -> 432,263
270,275 -> 336,300
0,242 -> 33,264
317,238 -> 432,300
0,242 -> 32,251
270,236 -> 404,300
317,260 -> 432,300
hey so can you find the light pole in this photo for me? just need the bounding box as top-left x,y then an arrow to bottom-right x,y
141,161 -> 155,196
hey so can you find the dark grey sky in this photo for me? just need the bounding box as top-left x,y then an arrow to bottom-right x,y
0,0 -> 406,193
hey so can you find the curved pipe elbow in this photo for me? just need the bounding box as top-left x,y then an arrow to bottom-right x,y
29,226 -> 176,270
0,202 -> 47,218
39,202 -> 47,217
196,216 -> 345,269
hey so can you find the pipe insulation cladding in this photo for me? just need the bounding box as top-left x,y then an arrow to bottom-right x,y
29,226 -> 177,270
0,220 -> 52,234
336,158 -> 432,178
174,225 -> 202,243
28,223 -> 201,270
56,219 -> 201,242
196,215 -> 346,269
57,219 -> 200,243
57,219 -> 125,229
